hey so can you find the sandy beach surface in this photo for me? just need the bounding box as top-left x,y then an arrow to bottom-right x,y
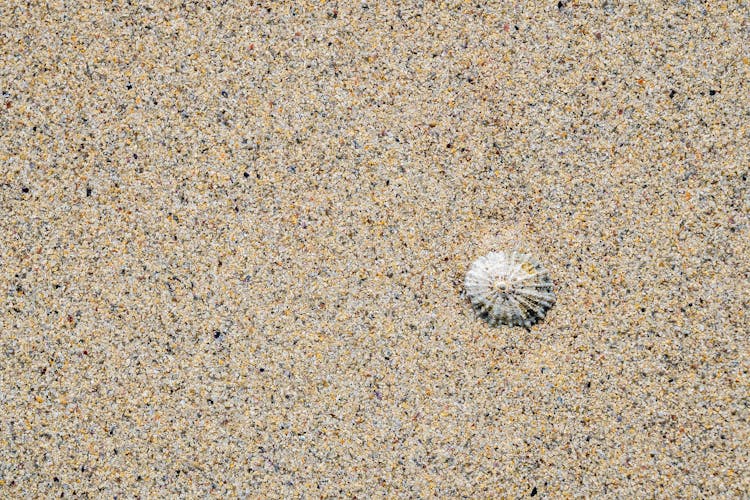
1,1 -> 748,497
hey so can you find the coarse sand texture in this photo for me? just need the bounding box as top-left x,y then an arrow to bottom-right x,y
1,1 -> 748,497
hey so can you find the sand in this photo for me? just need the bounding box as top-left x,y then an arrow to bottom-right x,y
1,1 -> 748,497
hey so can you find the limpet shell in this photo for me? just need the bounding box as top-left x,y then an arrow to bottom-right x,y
465,251 -> 555,327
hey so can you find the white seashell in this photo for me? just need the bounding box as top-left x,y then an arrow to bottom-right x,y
464,251 -> 555,327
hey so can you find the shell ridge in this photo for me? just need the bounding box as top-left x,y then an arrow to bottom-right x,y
465,251 -> 555,327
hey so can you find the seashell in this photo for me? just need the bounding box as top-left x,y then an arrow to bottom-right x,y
464,251 -> 555,327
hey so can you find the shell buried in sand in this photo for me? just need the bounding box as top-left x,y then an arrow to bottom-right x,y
465,251 -> 555,327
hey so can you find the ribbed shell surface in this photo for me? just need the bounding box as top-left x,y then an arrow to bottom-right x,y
465,251 -> 555,327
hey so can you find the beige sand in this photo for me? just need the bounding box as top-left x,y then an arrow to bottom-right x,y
1,1 -> 748,496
